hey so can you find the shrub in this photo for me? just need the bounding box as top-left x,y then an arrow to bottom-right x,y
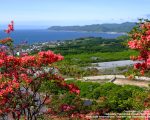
65,80 -> 149,112
0,21 -> 80,120
128,19 -> 150,76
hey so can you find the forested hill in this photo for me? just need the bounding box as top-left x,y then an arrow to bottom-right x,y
48,22 -> 136,33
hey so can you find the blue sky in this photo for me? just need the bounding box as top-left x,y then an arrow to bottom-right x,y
0,0 -> 150,28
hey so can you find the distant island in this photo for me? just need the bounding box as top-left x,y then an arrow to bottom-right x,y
48,22 -> 136,33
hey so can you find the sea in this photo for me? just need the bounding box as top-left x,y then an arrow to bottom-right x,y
0,30 -> 124,44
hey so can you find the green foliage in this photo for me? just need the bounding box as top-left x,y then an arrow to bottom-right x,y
57,50 -> 138,67
66,80 -> 149,112
40,79 -> 149,113
116,35 -> 129,41
67,80 -> 100,98
44,37 -> 138,77
49,37 -> 128,55
54,50 -> 138,77
92,83 -> 120,99
40,80 -> 68,94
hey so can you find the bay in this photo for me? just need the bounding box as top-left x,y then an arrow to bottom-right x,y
0,30 -> 124,44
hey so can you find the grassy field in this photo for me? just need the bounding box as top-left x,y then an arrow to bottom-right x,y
63,50 -> 138,66
43,36 -> 139,77
55,50 -> 138,77
47,37 -> 137,66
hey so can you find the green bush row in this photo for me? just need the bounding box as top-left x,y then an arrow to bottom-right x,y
40,80 -> 149,113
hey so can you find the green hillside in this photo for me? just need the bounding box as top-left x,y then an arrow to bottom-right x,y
48,22 -> 136,33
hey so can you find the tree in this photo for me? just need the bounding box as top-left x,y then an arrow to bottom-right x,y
128,19 -> 150,76
0,21 -> 80,120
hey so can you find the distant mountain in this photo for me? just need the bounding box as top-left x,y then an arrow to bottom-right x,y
48,22 -> 136,33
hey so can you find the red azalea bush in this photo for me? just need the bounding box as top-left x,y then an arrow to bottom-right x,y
0,21 -> 80,120
128,19 -> 150,76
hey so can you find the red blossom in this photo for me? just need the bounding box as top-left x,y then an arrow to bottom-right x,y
61,104 -> 75,112
0,21 -> 79,119
0,37 -> 12,44
67,83 -> 80,94
134,63 -> 141,70
0,59 -> 4,67
128,20 -> 150,75
4,21 -> 14,34
44,98 -> 51,105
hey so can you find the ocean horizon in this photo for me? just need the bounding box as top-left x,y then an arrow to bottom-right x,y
0,30 -> 124,44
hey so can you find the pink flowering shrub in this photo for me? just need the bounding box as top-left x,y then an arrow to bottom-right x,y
128,20 -> 150,75
0,21 -> 80,120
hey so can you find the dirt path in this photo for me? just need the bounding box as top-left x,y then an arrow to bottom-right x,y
113,78 -> 150,87
66,75 -> 150,87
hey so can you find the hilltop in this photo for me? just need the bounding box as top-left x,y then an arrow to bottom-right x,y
48,22 -> 136,33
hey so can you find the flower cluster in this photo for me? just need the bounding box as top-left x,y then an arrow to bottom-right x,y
67,83 -> 80,94
0,21 -> 80,119
0,37 -> 12,44
4,21 -> 14,34
61,104 -> 75,112
128,20 -> 150,75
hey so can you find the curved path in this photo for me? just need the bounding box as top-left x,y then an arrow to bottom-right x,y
65,75 -> 150,87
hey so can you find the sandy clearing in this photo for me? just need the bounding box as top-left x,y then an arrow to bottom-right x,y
65,75 -> 150,87
113,79 -> 150,87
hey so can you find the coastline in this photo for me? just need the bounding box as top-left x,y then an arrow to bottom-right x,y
48,30 -> 126,35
